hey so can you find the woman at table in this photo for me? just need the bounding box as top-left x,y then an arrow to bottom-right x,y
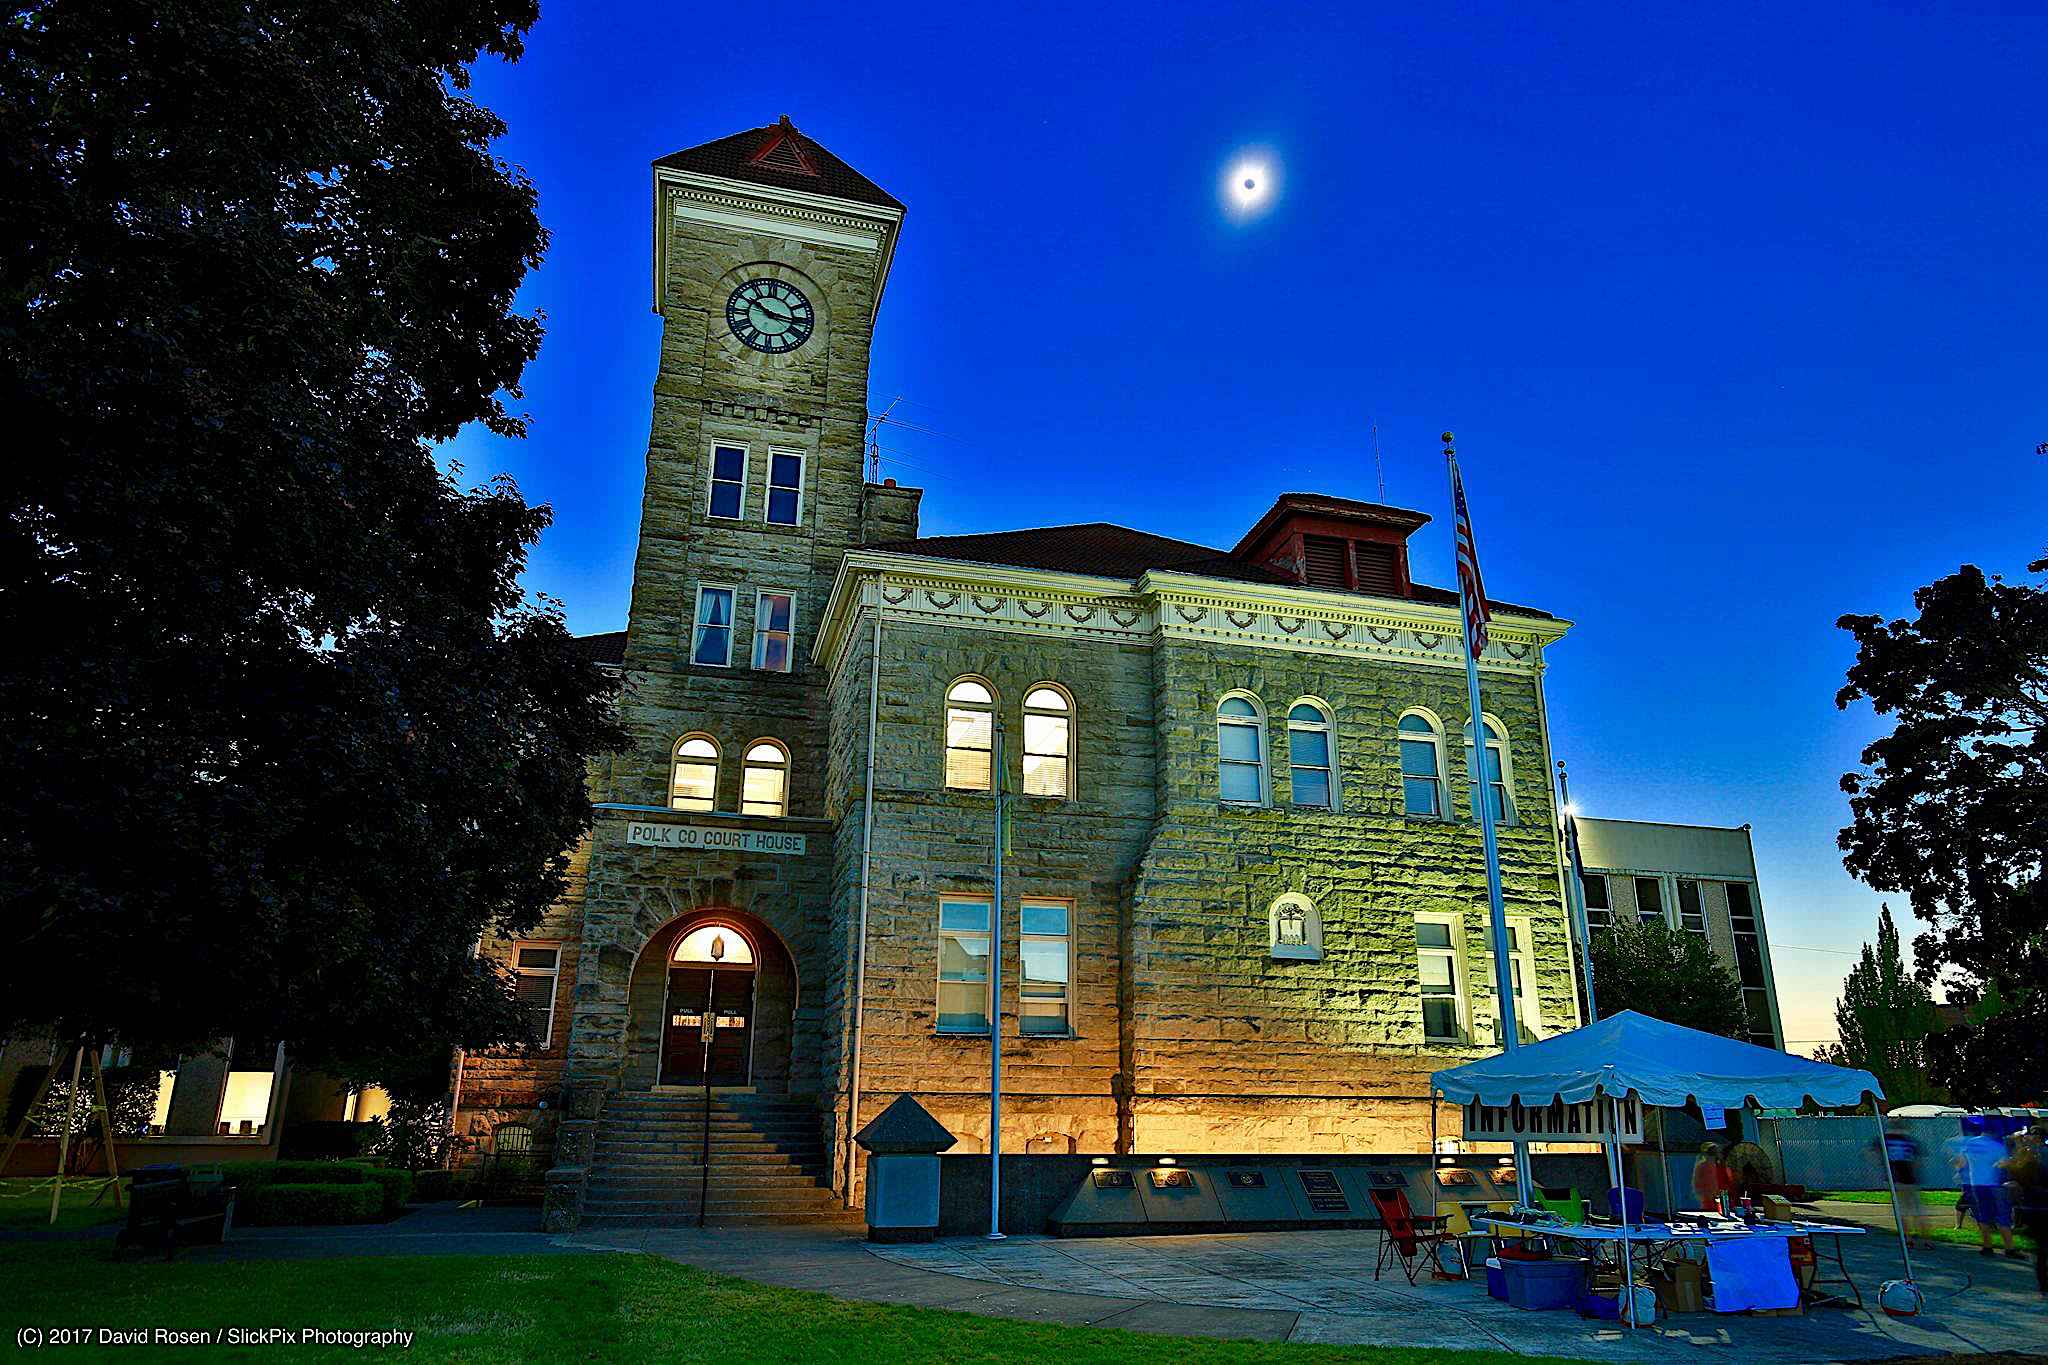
1691,1142 -> 1735,1211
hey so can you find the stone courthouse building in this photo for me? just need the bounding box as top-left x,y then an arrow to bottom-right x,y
453,120 -> 1590,1227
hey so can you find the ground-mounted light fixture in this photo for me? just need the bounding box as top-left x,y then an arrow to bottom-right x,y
1157,1157 -> 1177,1166
1090,1157 -> 1109,1167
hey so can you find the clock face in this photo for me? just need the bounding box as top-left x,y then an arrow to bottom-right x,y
725,278 -> 814,353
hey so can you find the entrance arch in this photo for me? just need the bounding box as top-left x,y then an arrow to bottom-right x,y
623,909 -> 797,1093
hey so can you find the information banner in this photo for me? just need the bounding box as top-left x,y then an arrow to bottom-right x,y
625,822 -> 807,856
1461,1093 -> 1644,1144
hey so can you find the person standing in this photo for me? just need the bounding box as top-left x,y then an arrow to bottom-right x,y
1953,1127 -> 2020,1258
1691,1142 -> 1735,1211
1882,1126 -> 1934,1249
2006,1125 -> 2048,1294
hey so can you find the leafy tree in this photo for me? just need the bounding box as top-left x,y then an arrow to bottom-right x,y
1589,921 -> 1751,1039
1815,906 -> 1942,1104
22,1069 -> 162,1175
0,3 -> 622,1093
1837,557 -> 2048,1103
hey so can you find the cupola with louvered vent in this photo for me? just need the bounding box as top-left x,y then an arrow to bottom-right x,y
1230,494 -> 1429,600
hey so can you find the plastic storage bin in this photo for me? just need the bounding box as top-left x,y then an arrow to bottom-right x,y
1484,1259 -> 1506,1301
1502,1256 -> 1587,1311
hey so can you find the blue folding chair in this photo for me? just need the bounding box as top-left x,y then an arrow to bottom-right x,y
1606,1186 -> 1647,1222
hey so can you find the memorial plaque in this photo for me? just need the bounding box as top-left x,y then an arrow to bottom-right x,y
1091,1169 -> 1134,1189
1367,1171 -> 1406,1189
1148,1168 -> 1193,1189
1297,1168 -> 1351,1213
1436,1168 -> 1478,1187
1228,1170 -> 1267,1188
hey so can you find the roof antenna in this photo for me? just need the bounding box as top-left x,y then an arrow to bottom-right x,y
865,397 -> 902,484
1370,418 -> 1386,503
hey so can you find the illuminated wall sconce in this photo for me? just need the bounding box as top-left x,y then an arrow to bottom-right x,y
1157,1157 -> 1177,1166
1090,1157 -> 1109,1167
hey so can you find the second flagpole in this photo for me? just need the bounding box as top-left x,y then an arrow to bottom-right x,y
989,715 -> 1006,1239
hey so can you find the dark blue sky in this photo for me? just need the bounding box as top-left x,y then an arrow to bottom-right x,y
447,1 -> 2048,1049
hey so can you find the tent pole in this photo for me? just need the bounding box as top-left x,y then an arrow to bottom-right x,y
1610,1092 -> 1638,1327
1872,1109 -> 1916,1286
1653,1106 -> 1676,1217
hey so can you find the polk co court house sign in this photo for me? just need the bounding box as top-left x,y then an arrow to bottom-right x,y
625,822 -> 807,856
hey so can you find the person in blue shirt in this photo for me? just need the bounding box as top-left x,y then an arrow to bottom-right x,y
1951,1130 -> 2019,1258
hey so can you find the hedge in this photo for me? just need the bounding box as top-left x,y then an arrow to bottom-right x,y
237,1182 -> 380,1226
355,1166 -> 412,1216
219,1160 -> 374,1192
408,1170 -> 473,1203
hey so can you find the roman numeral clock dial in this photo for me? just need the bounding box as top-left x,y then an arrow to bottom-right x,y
724,278 -> 814,354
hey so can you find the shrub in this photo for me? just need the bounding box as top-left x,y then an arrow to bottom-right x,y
281,1121 -> 381,1161
218,1160 -> 374,1193
237,1182 -> 380,1226
408,1169 -> 473,1203
356,1166 -> 412,1216
371,1097 -> 451,1171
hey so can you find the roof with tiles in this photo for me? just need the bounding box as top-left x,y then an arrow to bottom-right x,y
654,117 -> 902,211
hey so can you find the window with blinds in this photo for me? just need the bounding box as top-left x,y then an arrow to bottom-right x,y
1302,536 -> 1348,589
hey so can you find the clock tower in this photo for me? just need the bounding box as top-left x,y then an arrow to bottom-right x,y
609,118 -> 913,814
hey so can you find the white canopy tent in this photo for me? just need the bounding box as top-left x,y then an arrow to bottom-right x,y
1431,1011 -> 1910,1323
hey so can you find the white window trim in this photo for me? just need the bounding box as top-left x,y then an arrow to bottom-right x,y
671,732 -> 721,812
1580,870 -> 1613,927
764,446 -> 806,526
1398,707 -> 1448,820
513,943 -> 562,1049
1018,896 -> 1075,1038
1021,682 -> 1075,800
936,895 -> 994,1036
752,589 -> 798,673
1269,892 -> 1323,961
1217,690 -> 1268,806
691,583 -> 736,668
739,738 -> 790,818
1676,877 -> 1707,934
944,676 -> 997,793
1285,697 -> 1339,811
1628,872 -> 1671,927
706,442 -> 749,522
1494,916 -> 1543,1043
1462,712 -> 1517,825
1416,911 -> 1468,1043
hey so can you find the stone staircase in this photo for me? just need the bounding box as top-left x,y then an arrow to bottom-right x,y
580,1091 -> 860,1227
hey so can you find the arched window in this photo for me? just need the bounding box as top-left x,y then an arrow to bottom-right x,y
1398,711 -> 1445,817
740,740 -> 789,817
1463,718 -> 1514,823
671,734 -> 719,812
1269,893 -> 1323,961
1217,694 -> 1266,804
1287,701 -> 1336,809
945,678 -> 995,791
1022,685 -> 1073,799
672,923 -> 755,965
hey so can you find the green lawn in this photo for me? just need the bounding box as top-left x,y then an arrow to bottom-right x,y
0,1177 -> 129,1231
0,1242 -> 1593,1364
1815,1188 -> 1960,1206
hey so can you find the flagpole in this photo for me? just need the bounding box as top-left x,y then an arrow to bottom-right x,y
988,716 -> 1006,1240
1556,762 -> 1599,1023
1444,432 -> 1530,1209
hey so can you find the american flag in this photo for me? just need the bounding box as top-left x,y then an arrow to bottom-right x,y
1450,459 -> 1491,660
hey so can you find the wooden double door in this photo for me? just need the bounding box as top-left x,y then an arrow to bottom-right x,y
660,965 -> 755,1087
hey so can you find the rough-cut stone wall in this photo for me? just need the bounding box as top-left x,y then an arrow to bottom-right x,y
1124,635 -> 1576,1153
825,615 -> 1156,1179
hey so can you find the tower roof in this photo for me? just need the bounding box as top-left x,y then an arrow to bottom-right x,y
654,117 -> 902,210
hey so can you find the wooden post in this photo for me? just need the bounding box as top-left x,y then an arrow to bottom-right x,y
89,1049 -> 124,1207
49,1044 -> 84,1225
0,1045 -> 68,1179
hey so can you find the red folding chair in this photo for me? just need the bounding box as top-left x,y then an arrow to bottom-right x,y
1369,1186 -> 1467,1283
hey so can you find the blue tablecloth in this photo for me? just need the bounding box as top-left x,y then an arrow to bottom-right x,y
1705,1236 -> 1799,1311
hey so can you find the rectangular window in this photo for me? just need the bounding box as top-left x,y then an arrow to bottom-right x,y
1744,987 -> 1776,1049
692,586 -> 734,667
1726,882 -> 1758,935
1400,738 -> 1441,816
937,898 -> 992,1034
1581,872 -> 1611,927
707,444 -> 747,520
1416,918 -> 1463,1041
1677,878 -> 1706,933
753,591 -> 795,672
514,945 -> 561,1048
1019,900 -> 1072,1037
1496,923 -> 1541,1043
766,449 -> 803,525
1634,876 -> 1665,926
945,700 -> 994,791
